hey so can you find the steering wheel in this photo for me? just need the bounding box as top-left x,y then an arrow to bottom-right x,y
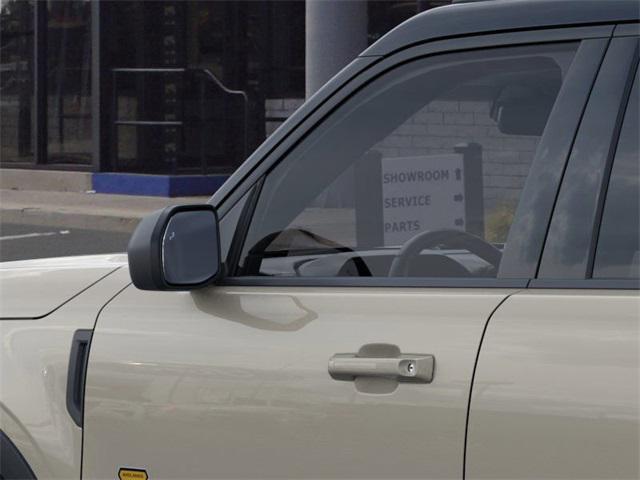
388,229 -> 502,277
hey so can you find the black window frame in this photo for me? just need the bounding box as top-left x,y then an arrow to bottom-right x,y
532,33 -> 640,290
213,26 -> 616,289
591,64 -> 639,281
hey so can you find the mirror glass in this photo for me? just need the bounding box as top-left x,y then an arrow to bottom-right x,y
162,210 -> 220,285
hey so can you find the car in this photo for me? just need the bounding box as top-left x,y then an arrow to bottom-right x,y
1,0 -> 638,478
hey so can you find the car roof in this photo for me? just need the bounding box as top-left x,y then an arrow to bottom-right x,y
361,0 -> 639,56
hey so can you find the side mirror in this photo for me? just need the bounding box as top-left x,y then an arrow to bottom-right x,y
127,204 -> 221,291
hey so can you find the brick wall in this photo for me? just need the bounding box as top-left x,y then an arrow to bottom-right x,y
267,96 -> 540,243
264,97 -> 539,216
265,98 -> 304,136
374,99 -> 540,214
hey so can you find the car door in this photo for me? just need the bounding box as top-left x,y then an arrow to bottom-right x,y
467,35 -> 639,479
83,33 -> 604,479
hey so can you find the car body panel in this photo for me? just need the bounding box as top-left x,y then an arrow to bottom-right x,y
0,254 -> 126,319
0,266 -> 130,479
466,290 -> 640,479
83,286 -> 515,479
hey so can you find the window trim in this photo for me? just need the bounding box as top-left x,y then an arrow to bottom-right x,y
537,36 -> 639,287
497,38 -> 609,278
217,28 -> 616,289
224,177 -> 264,276
587,60 -> 639,279
220,276 -> 529,289
529,279 -> 640,290
613,22 -> 640,37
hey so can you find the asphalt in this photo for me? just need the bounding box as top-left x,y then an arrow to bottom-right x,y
0,222 -> 131,262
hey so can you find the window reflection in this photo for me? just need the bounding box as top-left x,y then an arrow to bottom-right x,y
593,71 -> 639,279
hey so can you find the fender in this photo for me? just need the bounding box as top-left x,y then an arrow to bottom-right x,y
0,256 -> 131,478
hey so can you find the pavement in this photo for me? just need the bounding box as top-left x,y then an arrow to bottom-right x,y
0,188 -> 211,262
0,189 -> 210,233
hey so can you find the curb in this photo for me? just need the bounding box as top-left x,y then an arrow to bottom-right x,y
1,208 -> 141,233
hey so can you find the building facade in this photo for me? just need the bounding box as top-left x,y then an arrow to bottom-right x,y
1,0 -> 451,188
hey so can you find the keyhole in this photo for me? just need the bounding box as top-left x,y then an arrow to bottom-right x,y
406,362 -> 415,374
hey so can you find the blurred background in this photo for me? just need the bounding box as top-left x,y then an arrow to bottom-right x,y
1,0 -> 452,175
0,0 -> 453,261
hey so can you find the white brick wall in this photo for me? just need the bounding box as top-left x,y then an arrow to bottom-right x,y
265,98 -> 304,136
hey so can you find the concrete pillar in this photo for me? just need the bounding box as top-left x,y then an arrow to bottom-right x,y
305,0 -> 368,98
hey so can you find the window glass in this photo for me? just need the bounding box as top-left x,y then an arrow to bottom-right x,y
593,70 -> 639,279
238,44 -> 577,278
46,0 -> 92,165
0,0 -> 34,164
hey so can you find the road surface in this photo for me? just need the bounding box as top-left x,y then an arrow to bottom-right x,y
0,222 -> 131,263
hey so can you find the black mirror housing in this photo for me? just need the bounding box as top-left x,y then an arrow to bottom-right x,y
127,204 -> 221,291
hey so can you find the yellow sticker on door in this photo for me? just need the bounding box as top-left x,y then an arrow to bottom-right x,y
118,468 -> 148,480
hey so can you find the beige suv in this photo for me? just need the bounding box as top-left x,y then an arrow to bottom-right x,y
1,1 -> 638,478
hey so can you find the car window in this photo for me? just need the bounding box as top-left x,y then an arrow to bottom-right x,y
593,68 -> 639,279
237,43 -> 578,278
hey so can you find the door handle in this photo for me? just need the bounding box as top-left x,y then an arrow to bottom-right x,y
328,343 -> 435,384
329,355 -> 434,382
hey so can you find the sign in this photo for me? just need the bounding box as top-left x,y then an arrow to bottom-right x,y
355,143 -> 484,248
381,154 -> 467,246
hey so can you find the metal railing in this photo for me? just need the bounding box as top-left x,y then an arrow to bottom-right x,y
112,67 -> 249,175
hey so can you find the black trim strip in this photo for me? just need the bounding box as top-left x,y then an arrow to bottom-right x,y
374,22 -> 614,59
0,430 -> 37,480
586,51 -> 639,278
498,38 -> 609,278
537,36 -> 639,280
66,329 -> 93,428
226,177 -> 264,276
218,277 -> 639,290
530,38 -> 611,279
220,277 -> 527,289
613,22 -> 640,37
529,279 -> 640,290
